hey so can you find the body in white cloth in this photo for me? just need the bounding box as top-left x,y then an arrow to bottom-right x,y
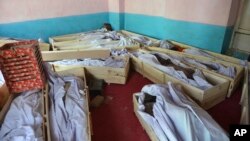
0,90 -> 43,141
136,52 -> 213,90
136,83 -> 229,141
45,64 -> 89,141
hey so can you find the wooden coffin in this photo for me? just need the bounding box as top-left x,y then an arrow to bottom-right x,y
130,53 -> 230,109
0,87 -> 51,141
121,30 -> 245,65
145,47 -> 244,97
49,31 -> 140,51
133,93 -> 159,141
0,68 -> 92,141
42,49 -> 129,84
50,68 -> 92,141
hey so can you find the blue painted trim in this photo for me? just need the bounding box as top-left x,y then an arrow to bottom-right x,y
109,13 -> 124,30
109,12 -> 231,53
0,12 -> 232,53
0,13 -> 109,42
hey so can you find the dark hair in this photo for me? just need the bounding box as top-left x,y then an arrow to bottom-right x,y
103,23 -> 113,31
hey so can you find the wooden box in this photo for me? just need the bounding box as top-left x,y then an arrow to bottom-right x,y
49,68 -> 92,141
133,93 -> 159,141
145,47 -> 244,97
49,31 -> 140,51
0,87 -> 50,141
168,40 -> 245,65
39,42 -> 50,51
130,54 -> 230,109
121,30 -> 245,65
42,49 -> 130,84
0,68 -> 92,141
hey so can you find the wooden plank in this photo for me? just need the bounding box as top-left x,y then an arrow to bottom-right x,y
0,84 -> 10,110
85,86 -> 92,141
49,32 -> 85,42
54,67 -> 86,79
240,67 -> 249,124
0,39 -> 17,47
240,106 -> 249,124
86,72 -> 127,84
42,49 -> 110,61
143,62 -> 166,84
39,42 -> 50,51
0,95 -> 15,124
43,84 -> 51,141
131,54 -> 230,109
133,94 -> 159,141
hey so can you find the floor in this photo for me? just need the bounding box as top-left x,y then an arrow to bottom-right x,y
90,70 -> 242,141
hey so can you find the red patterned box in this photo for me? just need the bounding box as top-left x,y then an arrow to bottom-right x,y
0,40 -> 45,93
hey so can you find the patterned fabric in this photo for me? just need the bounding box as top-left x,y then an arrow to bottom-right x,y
0,40 -> 45,93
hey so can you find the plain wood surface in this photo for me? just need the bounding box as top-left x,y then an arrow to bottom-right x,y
133,94 -> 159,141
0,84 -> 9,110
240,67 -> 249,124
42,49 -> 110,61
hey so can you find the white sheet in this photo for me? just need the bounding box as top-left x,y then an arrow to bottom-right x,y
136,83 -> 229,141
50,57 -> 125,68
0,90 -> 43,141
67,30 -> 138,49
45,64 -> 89,141
183,58 -> 236,78
0,70 -> 5,86
137,52 -> 213,89
110,49 -> 129,56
